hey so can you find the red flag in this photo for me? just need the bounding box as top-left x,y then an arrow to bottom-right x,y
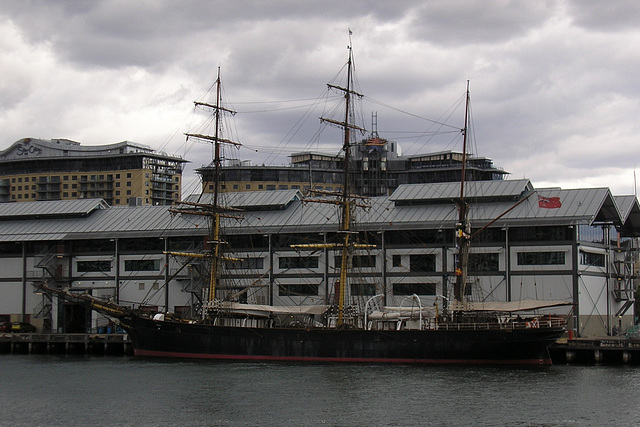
538,196 -> 562,209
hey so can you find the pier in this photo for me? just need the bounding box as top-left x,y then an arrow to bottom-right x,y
0,333 -> 132,356
549,338 -> 640,364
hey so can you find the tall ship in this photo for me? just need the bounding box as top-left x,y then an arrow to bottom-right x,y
39,41 -> 570,365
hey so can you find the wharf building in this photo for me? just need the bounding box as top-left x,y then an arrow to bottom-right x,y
0,179 -> 638,339
0,138 -> 187,206
198,135 -> 507,196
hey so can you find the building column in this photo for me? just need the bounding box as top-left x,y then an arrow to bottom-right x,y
268,234 -> 274,306
441,245 -> 448,311
51,294 -> 59,333
605,225 -> 611,335
571,225 -> 580,337
21,242 -> 27,322
505,227 -> 511,301
380,231 -> 386,305
164,237 -> 170,312
114,238 -> 120,304
323,232 -> 329,305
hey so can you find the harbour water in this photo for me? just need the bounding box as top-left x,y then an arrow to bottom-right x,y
1,355 -> 639,426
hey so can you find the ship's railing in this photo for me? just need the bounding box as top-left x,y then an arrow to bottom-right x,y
365,315 -> 566,332
426,316 -> 566,331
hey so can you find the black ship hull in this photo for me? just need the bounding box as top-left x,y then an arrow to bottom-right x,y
123,315 -> 564,365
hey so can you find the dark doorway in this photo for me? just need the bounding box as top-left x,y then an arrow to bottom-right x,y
62,303 -> 88,333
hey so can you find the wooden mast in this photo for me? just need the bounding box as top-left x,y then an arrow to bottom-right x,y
291,34 -> 367,327
181,67 -> 239,306
322,38 -> 363,326
209,67 -> 223,304
337,43 -> 355,327
454,81 -> 471,308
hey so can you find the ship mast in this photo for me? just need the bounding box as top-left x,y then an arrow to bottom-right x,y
176,67 -> 241,306
290,36 -> 370,327
337,43 -> 355,327
209,67 -> 224,304
454,81 -> 471,309
322,40 -> 365,326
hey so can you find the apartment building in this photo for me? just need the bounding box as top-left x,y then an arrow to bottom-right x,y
0,138 -> 187,205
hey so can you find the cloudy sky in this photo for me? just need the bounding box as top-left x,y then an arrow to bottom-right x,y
2,0 -> 640,196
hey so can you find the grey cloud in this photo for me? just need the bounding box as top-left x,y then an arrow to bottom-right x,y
408,0 -> 559,46
567,0 -> 640,32
0,0 -> 418,70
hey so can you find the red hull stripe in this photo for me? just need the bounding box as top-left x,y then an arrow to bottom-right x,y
134,349 -> 552,366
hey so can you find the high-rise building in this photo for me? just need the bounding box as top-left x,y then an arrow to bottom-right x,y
0,138 -> 187,205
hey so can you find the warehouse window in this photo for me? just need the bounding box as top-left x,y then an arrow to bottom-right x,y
351,283 -> 376,296
392,255 -> 402,267
77,260 -> 111,273
517,251 -> 565,265
510,226 -> 572,242
409,254 -> 436,272
352,255 -> 376,268
580,251 -> 605,267
334,255 -> 376,268
278,283 -> 319,296
279,256 -> 318,269
125,259 -> 161,271
225,257 -> 264,270
468,253 -> 499,272
393,283 -> 437,295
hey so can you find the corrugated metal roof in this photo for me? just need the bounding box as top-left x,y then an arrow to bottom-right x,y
389,179 -> 533,203
528,188 -> 619,225
0,204 -> 210,242
615,195 -> 640,236
0,182 -> 637,242
184,190 -> 301,209
0,198 -> 108,220
615,195 -> 636,220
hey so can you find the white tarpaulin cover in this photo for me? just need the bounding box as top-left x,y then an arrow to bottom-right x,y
210,302 -> 330,317
449,299 -> 573,312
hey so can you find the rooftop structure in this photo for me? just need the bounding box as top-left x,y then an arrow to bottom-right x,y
198,136 -> 507,196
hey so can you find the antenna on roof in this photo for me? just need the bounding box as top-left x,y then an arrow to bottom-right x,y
371,112 -> 379,139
